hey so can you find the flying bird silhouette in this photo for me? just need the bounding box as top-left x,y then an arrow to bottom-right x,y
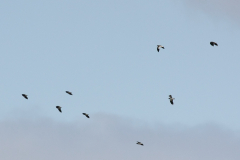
56,106 -> 62,113
157,45 -> 165,52
210,41 -> 218,46
136,141 -> 144,146
22,94 -> 28,99
66,91 -> 72,95
169,95 -> 175,105
82,113 -> 90,118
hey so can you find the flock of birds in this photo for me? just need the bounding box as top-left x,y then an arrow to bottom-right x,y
22,92 -> 90,118
21,41 -> 218,147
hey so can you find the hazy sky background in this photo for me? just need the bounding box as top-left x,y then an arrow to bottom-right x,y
0,0 -> 240,159
1,113 -> 240,160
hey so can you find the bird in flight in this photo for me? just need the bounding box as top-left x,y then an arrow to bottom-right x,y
157,45 -> 165,52
22,94 -> 28,99
169,95 -> 175,105
210,41 -> 218,46
136,141 -> 144,146
66,91 -> 72,95
82,113 -> 90,118
56,106 -> 62,113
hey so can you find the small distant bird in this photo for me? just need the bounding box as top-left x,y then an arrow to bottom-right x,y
56,106 -> 62,113
22,94 -> 28,99
169,95 -> 175,105
136,141 -> 144,146
66,91 -> 72,95
210,41 -> 218,46
82,113 -> 90,118
157,45 -> 165,52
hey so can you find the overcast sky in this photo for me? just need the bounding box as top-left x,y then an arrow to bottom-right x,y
183,0 -> 240,26
0,0 -> 240,159
1,113 -> 240,160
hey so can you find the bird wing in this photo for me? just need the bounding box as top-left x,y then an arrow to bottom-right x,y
170,100 -> 174,105
137,142 -> 143,145
66,91 -> 72,95
23,95 -> 28,99
56,106 -> 62,112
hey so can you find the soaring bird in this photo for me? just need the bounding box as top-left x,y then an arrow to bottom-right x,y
56,106 -> 62,113
157,45 -> 165,52
82,113 -> 90,118
66,91 -> 72,95
22,94 -> 28,99
210,41 -> 218,46
169,95 -> 175,105
136,141 -> 144,146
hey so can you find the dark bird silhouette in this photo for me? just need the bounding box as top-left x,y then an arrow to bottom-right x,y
56,106 -> 62,113
169,95 -> 175,105
157,45 -> 165,52
82,113 -> 90,118
210,41 -> 218,46
136,141 -> 144,146
66,91 -> 72,95
22,94 -> 28,99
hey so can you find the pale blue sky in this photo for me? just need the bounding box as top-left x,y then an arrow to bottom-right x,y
1,1 -> 240,160
0,0 -> 240,130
